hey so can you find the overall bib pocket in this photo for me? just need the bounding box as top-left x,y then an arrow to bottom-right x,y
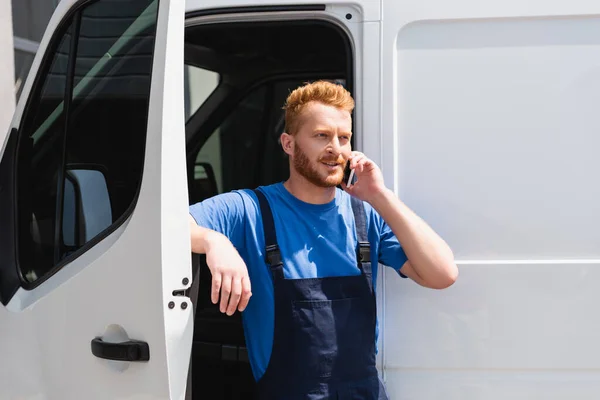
292,297 -> 370,379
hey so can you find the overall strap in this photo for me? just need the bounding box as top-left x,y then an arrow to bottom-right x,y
253,189 -> 284,280
350,196 -> 372,274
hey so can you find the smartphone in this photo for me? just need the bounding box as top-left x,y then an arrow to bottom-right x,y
343,163 -> 355,186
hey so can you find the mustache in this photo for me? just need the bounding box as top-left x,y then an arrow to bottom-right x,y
318,156 -> 346,164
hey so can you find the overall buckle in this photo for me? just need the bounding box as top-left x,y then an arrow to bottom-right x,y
358,242 -> 371,263
265,244 -> 282,266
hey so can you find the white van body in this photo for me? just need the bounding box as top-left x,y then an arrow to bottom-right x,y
1,0 -> 599,399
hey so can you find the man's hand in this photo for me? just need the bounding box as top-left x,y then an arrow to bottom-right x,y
190,216 -> 252,315
205,233 -> 252,315
340,154 -> 458,289
341,151 -> 386,203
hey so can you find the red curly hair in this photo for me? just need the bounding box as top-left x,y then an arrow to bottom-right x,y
283,80 -> 354,135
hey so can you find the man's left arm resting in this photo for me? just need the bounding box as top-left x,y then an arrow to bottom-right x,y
370,188 -> 458,289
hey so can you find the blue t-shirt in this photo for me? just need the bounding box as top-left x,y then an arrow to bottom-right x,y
189,182 -> 408,380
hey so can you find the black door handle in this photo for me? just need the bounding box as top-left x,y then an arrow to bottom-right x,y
91,337 -> 150,362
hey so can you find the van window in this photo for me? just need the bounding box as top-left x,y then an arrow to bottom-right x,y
14,0 -> 159,284
185,64 -> 219,121
196,85 -> 267,195
15,23 -> 74,281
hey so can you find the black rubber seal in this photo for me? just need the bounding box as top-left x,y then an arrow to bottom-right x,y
186,4 -> 326,19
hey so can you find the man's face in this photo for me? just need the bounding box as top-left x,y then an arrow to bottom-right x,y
290,102 -> 353,188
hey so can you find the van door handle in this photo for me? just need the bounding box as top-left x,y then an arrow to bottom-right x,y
91,337 -> 150,362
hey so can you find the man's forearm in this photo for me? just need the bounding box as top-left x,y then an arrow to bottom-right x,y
369,189 -> 457,288
189,215 -> 223,254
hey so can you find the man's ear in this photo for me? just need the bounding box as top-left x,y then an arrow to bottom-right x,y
280,132 -> 294,156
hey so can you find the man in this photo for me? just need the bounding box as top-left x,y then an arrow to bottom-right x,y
189,81 -> 457,399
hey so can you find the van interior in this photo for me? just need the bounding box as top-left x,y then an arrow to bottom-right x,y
184,18 -> 353,399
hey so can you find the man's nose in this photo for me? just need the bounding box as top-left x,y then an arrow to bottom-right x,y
328,137 -> 342,155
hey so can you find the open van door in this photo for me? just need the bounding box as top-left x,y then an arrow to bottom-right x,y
0,0 -> 191,398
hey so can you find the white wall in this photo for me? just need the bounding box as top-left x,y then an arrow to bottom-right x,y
0,0 -> 15,137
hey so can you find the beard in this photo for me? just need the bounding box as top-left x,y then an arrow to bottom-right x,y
293,143 -> 346,188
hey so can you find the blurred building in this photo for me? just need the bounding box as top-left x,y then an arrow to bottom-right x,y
0,0 -> 15,134
1,0 -> 60,134
12,0 -> 61,100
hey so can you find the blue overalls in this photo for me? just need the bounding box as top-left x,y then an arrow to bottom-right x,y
253,189 -> 390,400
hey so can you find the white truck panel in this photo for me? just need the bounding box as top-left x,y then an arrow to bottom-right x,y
381,1 -> 600,397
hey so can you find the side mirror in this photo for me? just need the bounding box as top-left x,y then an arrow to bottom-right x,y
62,166 -> 112,251
190,162 -> 218,204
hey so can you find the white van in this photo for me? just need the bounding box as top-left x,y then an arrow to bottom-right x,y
1,0 -> 600,398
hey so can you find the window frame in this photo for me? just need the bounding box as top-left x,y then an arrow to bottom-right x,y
11,2 -> 81,291
184,18 -> 355,184
13,36 -> 40,55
